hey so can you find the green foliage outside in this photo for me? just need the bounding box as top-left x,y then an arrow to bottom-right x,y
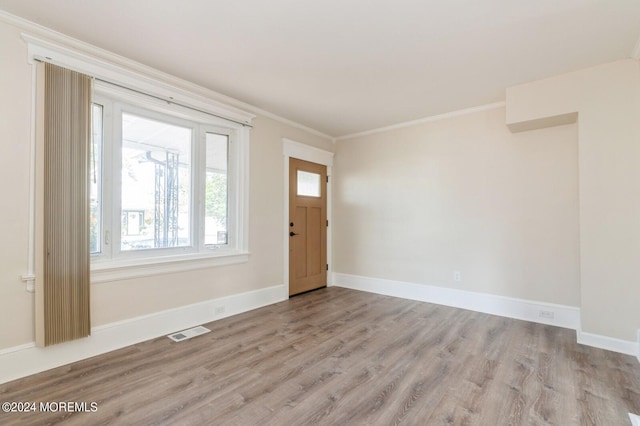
205,172 -> 227,228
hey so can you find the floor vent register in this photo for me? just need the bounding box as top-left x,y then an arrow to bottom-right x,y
167,326 -> 211,342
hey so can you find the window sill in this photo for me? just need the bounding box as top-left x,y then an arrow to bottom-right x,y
90,251 -> 250,284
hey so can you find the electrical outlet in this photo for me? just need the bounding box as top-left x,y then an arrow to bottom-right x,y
453,271 -> 461,282
215,306 -> 225,315
539,310 -> 554,319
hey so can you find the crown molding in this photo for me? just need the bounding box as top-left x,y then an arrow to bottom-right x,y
0,9 -> 334,141
257,112 -> 335,142
336,101 -> 506,141
23,33 -> 256,125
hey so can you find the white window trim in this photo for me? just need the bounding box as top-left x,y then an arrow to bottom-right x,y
96,95 -> 201,259
91,252 -> 249,284
199,124 -> 236,251
24,34 -> 253,285
23,34 -> 255,125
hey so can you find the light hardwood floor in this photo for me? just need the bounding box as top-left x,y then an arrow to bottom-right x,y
1,287 -> 639,425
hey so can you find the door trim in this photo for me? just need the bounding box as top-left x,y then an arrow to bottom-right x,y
283,139 -> 334,299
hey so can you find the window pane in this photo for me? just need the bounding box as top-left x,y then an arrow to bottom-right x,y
90,103 -> 103,254
297,170 -> 321,197
121,112 -> 192,250
204,133 -> 228,245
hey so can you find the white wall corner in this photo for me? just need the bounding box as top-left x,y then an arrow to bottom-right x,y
0,284 -> 285,384
576,330 -> 639,358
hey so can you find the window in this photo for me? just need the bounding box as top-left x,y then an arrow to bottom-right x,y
120,112 -> 192,251
24,37 -> 253,284
90,104 -> 104,254
90,85 -> 250,272
204,132 -> 229,245
297,170 -> 321,197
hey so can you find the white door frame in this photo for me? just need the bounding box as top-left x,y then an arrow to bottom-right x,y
283,138 -> 334,299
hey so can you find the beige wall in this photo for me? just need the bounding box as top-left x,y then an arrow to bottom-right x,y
2,13 -> 638,351
0,19 -> 333,349
334,59 -> 640,343
333,107 -> 581,307
92,115 -> 333,327
507,59 -> 640,341
0,20 -> 35,349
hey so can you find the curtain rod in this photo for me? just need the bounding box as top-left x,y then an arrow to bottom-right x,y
35,58 -> 253,128
95,78 -> 253,128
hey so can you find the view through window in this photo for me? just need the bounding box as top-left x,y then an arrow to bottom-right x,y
90,94 -> 242,263
120,112 -> 192,250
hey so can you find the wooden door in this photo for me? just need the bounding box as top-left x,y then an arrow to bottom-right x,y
289,158 -> 327,296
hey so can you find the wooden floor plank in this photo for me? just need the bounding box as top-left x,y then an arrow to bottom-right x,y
1,287 -> 639,425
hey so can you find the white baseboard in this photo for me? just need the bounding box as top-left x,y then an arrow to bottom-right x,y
577,330 -> 640,358
332,273 -> 640,358
333,272 -> 580,329
2,277 -> 636,384
0,285 -> 285,384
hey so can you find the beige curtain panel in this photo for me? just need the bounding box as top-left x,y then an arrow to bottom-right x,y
36,62 -> 92,347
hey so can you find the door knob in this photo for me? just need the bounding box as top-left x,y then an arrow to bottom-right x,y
289,232 -> 298,237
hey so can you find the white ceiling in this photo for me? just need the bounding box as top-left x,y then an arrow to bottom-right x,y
1,0 -> 639,138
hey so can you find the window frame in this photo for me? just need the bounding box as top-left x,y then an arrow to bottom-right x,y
110,99 -> 199,259
24,35 -> 254,286
89,83 -> 250,281
200,125 -> 235,251
90,102 -> 105,255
